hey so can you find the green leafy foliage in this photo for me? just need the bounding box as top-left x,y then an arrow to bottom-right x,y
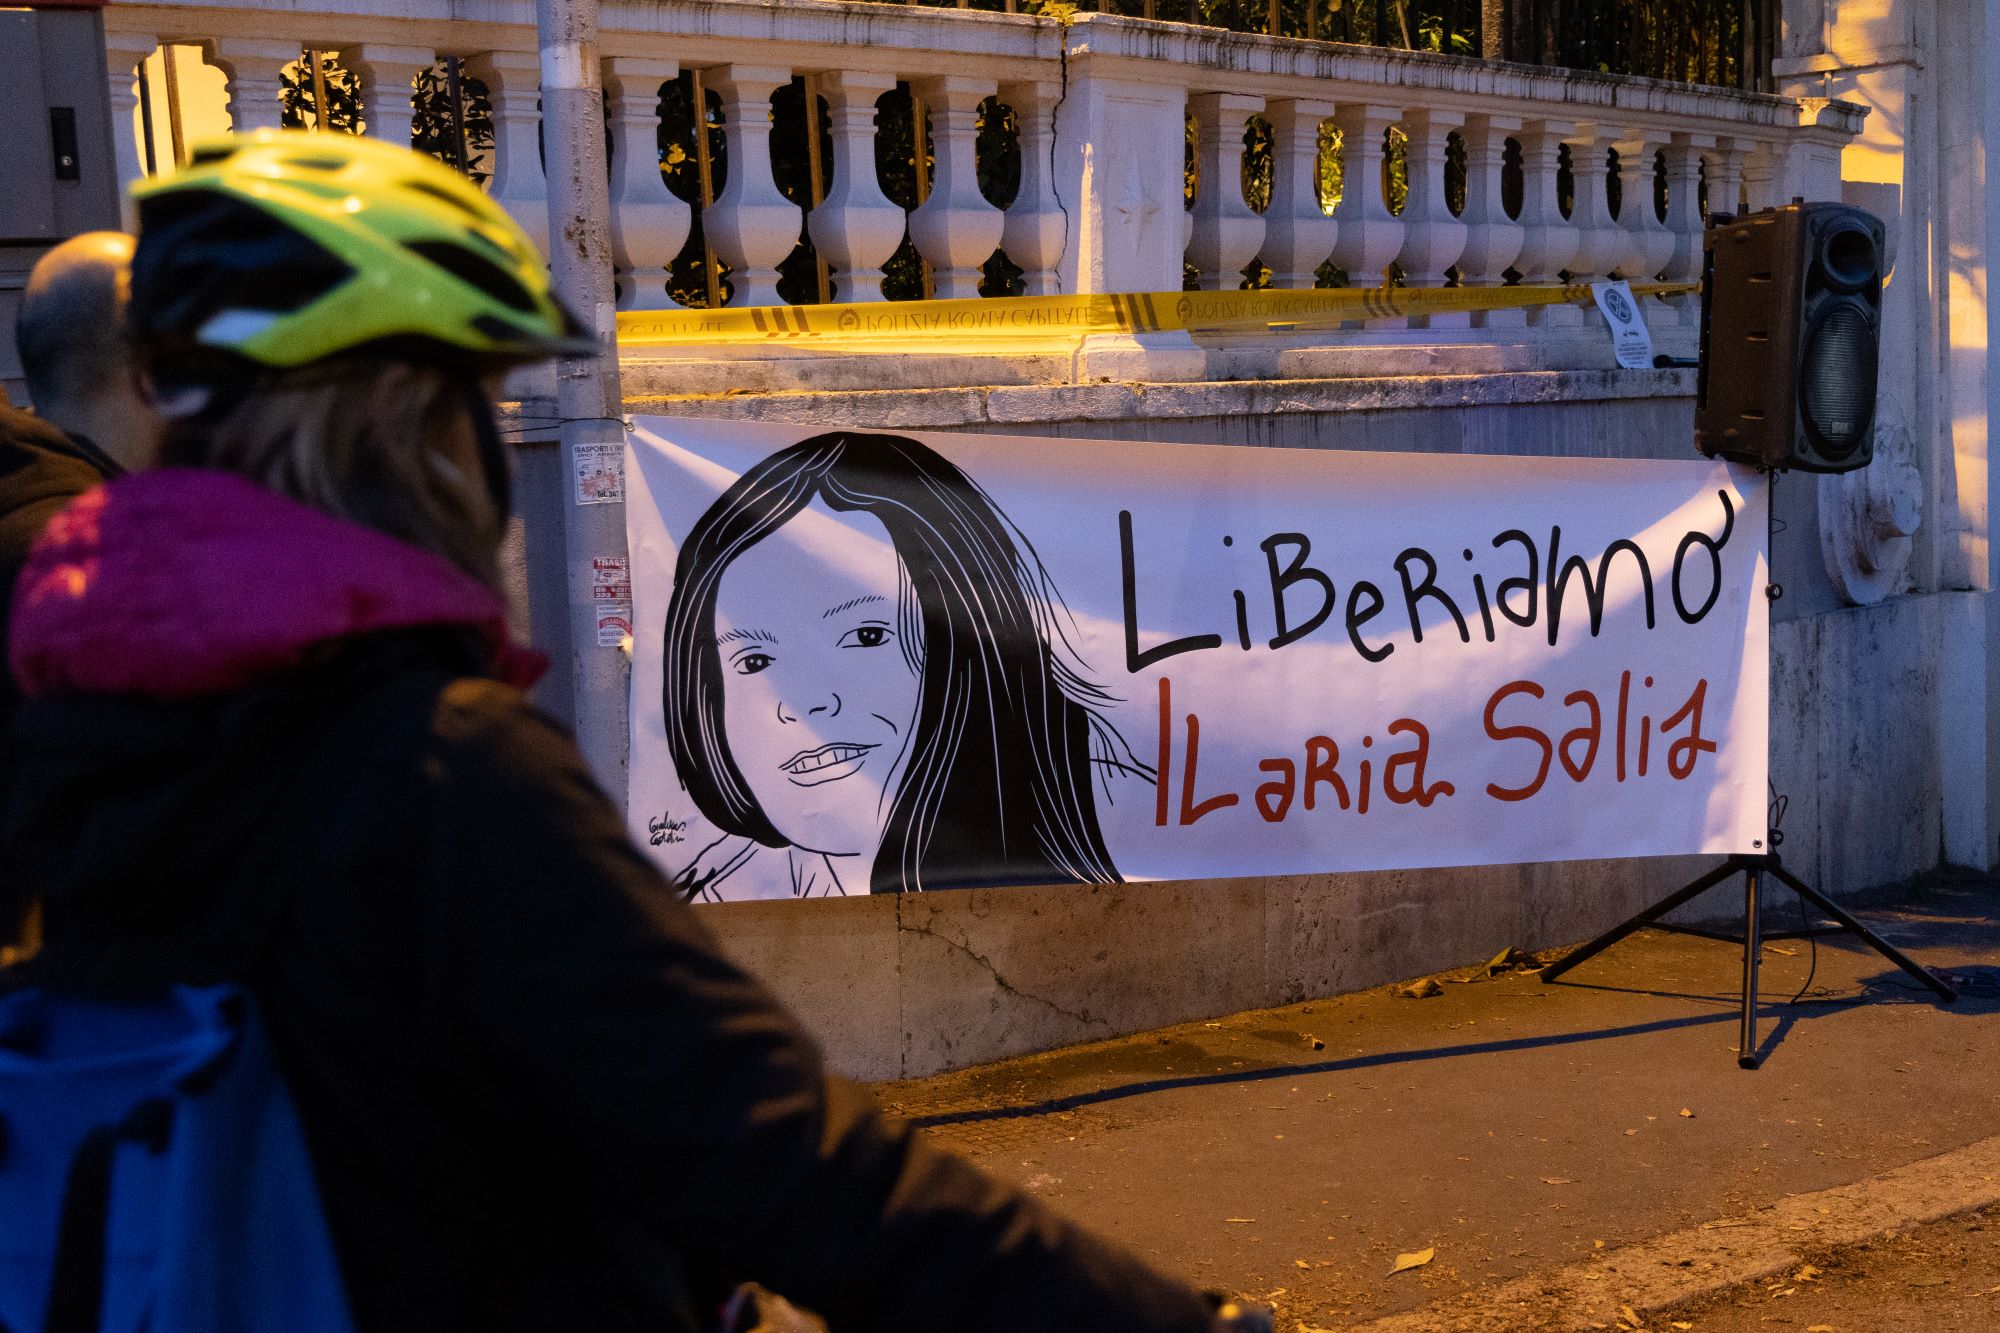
280,51 -> 361,134
411,60 -> 493,186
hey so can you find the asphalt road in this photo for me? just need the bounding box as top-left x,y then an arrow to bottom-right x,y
877,872 -> 2000,1331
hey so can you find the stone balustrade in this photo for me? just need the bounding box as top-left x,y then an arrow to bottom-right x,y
100,0 -> 1864,326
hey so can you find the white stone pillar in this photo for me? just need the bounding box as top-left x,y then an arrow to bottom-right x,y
1326,104 -> 1405,288
350,44 -> 432,149
212,38 -> 296,134
1000,79 -> 1067,297
1511,119 -> 1580,325
1774,112 -> 1846,205
1456,113 -> 1524,329
908,76 -> 1005,300
1185,93 -> 1266,291
466,50 -> 551,256
808,69 -> 904,303
1396,107 -> 1468,327
104,31 -> 156,226
1740,141 -> 1782,214
603,57 -> 690,310
1261,98 -> 1337,291
1053,69 -> 1185,295
1562,125 -> 1625,284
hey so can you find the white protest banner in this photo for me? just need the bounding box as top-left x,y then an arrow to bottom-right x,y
625,418 -> 1769,902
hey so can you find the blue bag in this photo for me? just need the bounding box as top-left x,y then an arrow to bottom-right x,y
0,983 -> 356,1333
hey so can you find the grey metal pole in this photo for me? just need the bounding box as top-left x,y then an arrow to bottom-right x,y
535,0 -> 631,800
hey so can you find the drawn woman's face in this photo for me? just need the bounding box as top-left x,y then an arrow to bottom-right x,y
712,499 -> 921,865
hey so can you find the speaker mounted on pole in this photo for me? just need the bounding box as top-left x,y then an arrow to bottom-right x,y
1695,201 -> 1885,474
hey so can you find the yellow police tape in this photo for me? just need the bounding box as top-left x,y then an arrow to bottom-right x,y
616,282 -> 1697,349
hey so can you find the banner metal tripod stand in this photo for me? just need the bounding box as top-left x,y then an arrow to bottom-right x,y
1540,838 -> 1958,1068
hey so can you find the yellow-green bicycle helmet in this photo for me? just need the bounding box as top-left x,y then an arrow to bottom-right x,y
128,129 -> 595,379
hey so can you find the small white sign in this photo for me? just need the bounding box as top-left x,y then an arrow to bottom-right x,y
1591,280 -> 1656,370
575,441 -> 626,506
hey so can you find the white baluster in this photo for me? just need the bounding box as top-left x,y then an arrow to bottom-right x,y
1327,104 -> 1406,289
1741,141 -> 1781,214
1261,98 -> 1337,290
909,76 -> 1004,300
1510,119 -> 1580,325
1661,132 -> 1713,284
350,44 -> 431,149
1396,107 -> 1468,327
808,69 -> 903,303
212,38 -> 295,133
1456,113 -> 1524,329
1659,132 -> 1713,330
104,32 -> 156,225
1186,92 -> 1266,291
702,65 -> 797,308
1611,130 -> 1674,283
465,51 -> 551,256
999,79 -> 1066,296
1707,140 -> 1747,221
1562,125 -> 1625,284
603,57 -> 690,311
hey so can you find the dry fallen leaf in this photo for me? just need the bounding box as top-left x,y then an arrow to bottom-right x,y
1679,1107 -> 1696,1118
1542,1177 -> 1577,1185
1794,1264 -> 1822,1282
1807,1325 -> 1836,1332
1672,1324 -> 1694,1331
1620,1305 -> 1642,1326
1225,1217 -> 1256,1224
1294,1259 -> 1312,1269
1398,979 -> 1444,1000
1624,1128 -> 1639,1137
1593,1239 -> 1607,1249
1388,1247 -> 1436,1276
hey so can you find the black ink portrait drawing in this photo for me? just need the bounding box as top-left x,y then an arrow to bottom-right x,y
661,431 -> 1148,900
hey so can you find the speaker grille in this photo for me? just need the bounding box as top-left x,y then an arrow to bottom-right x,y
1801,302 -> 1877,459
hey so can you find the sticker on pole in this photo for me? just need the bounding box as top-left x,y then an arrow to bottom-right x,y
590,555 -> 630,601
597,604 -> 633,649
575,441 -> 625,505
1591,280 -> 1655,369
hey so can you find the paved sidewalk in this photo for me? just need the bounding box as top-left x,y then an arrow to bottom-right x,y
874,872 -> 2000,1331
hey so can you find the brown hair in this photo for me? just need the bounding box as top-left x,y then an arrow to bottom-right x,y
160,360 -> 503,588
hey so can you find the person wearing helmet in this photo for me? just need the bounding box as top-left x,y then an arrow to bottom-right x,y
2,132 -> 1256,1333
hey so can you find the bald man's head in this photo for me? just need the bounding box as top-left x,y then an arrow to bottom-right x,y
17,232 -> 160,469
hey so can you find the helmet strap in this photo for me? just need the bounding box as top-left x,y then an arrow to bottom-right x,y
458,377 -> 511,520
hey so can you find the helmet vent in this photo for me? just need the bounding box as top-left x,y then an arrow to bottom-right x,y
404,179 -> 489,222
405,239 -> 537,314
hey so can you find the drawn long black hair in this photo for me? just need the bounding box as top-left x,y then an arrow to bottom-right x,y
663,431 -> 1140,895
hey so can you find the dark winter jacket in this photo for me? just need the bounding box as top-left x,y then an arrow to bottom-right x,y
0,403 -> 119,729
2,468 -> 1216,1333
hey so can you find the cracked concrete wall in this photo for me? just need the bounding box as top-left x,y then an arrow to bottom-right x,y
669,387 -> 1958,1082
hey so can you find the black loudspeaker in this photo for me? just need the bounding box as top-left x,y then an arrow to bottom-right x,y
1695,201 -> 1885,473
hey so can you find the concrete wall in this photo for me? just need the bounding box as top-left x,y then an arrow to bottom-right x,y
532,375 -> 1964,1081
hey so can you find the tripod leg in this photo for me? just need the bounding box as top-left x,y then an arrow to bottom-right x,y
1766,865 -> 1959,1002
1541,858 -> 1742,983
1739,863 -> 1763,1069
